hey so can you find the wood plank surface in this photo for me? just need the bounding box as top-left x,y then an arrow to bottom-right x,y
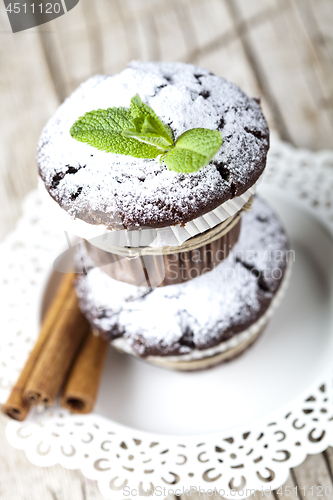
0,7 -> 59,240
292,452 -> 333,500
1,0 -> 333,499
233,0 -> 333,148
0,414 -> 105,500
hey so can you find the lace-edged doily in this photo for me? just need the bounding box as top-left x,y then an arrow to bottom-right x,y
1,139 -> 333,499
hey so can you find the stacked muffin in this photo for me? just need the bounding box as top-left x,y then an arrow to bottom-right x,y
38,62 -> 290,370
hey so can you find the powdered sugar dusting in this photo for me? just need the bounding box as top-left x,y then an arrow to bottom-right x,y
75,196 -> 288,357
38,62 -> 269,230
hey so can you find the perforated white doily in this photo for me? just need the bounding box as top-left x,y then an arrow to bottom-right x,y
1,138 -> 333,499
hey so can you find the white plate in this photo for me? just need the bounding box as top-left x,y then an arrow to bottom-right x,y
2,139 -> 333,498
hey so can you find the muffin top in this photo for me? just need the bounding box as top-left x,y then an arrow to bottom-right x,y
38,61 -> 269,230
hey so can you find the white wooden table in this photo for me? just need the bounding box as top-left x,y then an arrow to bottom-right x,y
1,0 -> 333,498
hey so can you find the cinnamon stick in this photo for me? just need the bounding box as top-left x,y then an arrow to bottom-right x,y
2,272 -> 76,421
60,332 -> 108,414
24,287 -> 90,407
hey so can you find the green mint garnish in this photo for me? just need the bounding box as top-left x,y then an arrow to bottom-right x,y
162,128 -> 222,173
128,94 -> 174,145
69,105 -> 162,159
70,94 -> 222,173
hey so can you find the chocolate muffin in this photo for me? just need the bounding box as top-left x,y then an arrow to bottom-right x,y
38,61 -> 269,231
75,196 -> 291,371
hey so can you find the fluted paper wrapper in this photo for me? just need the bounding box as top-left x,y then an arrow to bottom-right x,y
83,185 -> 255,251
84,218 -> 241,287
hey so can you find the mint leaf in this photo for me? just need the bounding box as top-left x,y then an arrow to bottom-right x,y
70,107 -> 162,158
70,106 -> 132,137
141,116 -> 169,138
130,94 -> 173,145
163,148 -> 208,173
175,128 -> 222,160
163,128 -> 222,173
122,129 -> 172,150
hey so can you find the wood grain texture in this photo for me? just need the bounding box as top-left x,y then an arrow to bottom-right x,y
0,7 -> 59,241
292,452 -> 333,499
233,0 -> 333,148
0,414 -> 105,500
1,0 -> 333,498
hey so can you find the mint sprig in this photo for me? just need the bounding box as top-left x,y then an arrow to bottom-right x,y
70,94 -> 222,173
129,94 -> 174,145
163,128 -> 222,173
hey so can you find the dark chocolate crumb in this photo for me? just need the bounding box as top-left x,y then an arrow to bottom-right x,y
256,214 -> 269,223
51,164 -> 86,189
179,328 -> 195,349
236,258 -> 270,293
257,274 -> 270,293
244,126 -> 264,141
71,186 -> 83,201
218,117 -> 225,129
199,90 -> 210,99
67,165 -> 80,174
51,172 -> 66,189
212,161 -> 230,182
